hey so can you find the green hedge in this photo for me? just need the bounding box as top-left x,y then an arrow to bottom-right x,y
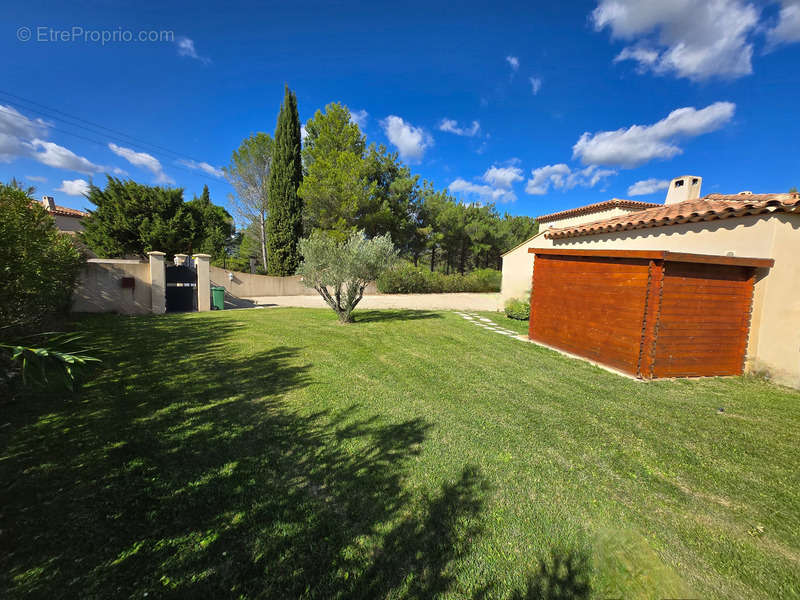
504,296 -> 530,321
377,265 -> 501,294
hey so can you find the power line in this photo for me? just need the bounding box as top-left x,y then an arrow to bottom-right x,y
0,90 -> 228,183
0,88 -> 214,165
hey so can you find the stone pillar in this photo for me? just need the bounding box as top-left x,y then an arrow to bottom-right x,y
193,254 -> 211,312
148,251 -> 166,314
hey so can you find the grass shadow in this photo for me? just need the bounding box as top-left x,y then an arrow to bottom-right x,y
1,313 -> 488,599
353,309 -> 444,323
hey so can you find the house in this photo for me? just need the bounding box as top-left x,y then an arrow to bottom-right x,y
501,176 -> 800,388
40,195 -> 89,234
501,197 -> 660,302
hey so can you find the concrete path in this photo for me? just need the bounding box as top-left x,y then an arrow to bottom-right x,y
454,311 -> 527,340
244,292 -> 501,311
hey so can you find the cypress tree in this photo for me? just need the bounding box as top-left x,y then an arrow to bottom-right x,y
266,85 -> 303,275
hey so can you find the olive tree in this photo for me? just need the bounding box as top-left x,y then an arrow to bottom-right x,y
298,230 -> 397,323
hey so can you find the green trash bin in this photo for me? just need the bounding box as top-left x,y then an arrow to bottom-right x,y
211,286 -> 225,310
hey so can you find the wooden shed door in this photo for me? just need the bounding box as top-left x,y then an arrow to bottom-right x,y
528,254 -> 651,375
653,262 -> 754,377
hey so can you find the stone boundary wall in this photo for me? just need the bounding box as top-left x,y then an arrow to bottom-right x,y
209,266 -> 378,297
72,259 -> 153,314
71,255 -> 378,314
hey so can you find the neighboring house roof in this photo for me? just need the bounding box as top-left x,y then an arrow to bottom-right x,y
49,205 -> 90,218
546,193 -> 800,239
536,198 -> 660,223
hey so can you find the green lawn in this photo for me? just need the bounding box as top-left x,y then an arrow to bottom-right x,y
1,308 -> 798,599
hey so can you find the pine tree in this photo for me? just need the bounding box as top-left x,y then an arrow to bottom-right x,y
266,85 -> 303,275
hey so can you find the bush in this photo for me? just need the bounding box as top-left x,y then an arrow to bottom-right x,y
504,296 -> 530,321
0,184 -> 85,333
377,265 -> 501,294
298,230 -> 397,323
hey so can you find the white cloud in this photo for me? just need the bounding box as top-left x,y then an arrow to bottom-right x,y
350,109 -> 368,129
300,125 -> 308,142
627,178 -> 670,196
572,101 -> 735,168
449,178 -> 517,203
525,164 -> 615,195
177,158 -> 224,178
176,37 -> 210,63
525,164 -> 571,195
30,139 -> 103,174
0,133 -> 30,163
0,104 -> 47,163
109,143 -> 174,184
56,178 -> 90,196
506,56 -> 520,70
0,103 -> 104,174
592,0 -> 760,81
26,175 -> 47,183
767,0 -> 800,48
0,104 -> 48,139
381,115 -> 432,163
482,165 -> 523,188
529,77 -> 542,94
438,118 -> 480,137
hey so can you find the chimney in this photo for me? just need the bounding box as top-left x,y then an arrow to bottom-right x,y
41,196 -> 55,211
665,175 -> 702,205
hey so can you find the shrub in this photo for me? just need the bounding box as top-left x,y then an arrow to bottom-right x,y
377,265 -> 501,294
298,230 -> 397,323
0,184 -> 84,333
1,332 -> 100,394
504,296 -> 530,321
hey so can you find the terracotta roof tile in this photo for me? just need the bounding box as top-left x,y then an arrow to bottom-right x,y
50,205 -> 90,218
537,198 -> 660,223
545,193 -> 800,239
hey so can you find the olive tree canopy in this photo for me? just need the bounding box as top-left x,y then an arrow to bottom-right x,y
297,230 -> 396,323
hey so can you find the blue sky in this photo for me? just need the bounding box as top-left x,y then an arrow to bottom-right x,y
2,0 -> 799,221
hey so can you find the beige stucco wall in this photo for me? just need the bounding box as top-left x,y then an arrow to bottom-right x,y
501,231 -> 544,304
72,259 -> 152,314
209,266 -> 378,297
501,213 -> 800,389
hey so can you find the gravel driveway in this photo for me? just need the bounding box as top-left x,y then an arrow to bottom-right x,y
244,293 -> 502,312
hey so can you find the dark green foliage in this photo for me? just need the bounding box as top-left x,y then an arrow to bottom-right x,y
377,263 -> 501,293
416,184 -> 539,274
80,177 -> 195,258
790,186 -> 798,194
299,104 -> 536,272
0,332 -> 100,393
0,184 -> 84,333
505,296 -> 531,321
186,185 -> 234,260
80,178 -> 231,260
266,85 -> 303,275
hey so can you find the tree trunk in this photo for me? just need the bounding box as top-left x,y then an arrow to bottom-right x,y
259,216 -> 268,272
430,246 -> 436,272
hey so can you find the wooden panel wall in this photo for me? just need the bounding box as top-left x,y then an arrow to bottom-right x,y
652,262 -> 755,377
528,254 -> 651,374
